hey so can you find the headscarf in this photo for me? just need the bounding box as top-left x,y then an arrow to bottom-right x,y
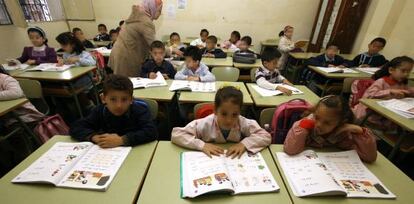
142,0 -> 163,20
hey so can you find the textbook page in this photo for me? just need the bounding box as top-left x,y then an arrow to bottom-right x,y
130,72 -> 167,88
316,67 -> 358,73
377,98 -> 414,119
28,63 -> 73,72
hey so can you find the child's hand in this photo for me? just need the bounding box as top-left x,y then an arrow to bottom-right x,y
148,72 -> 157,79
226,143 -> 246,159
91,133 -> 124,148
202,143 -> 224,158
187,76 -> 200,81
390,89 -> 410,99
328,64 -> 335,67
173,48 -> 183,56
277,86 -> 292,96
66,57 -> 79,64
56,58 -> 64,66
8,61 -> 17,66
336,124 -> 363,136
26,59 -> 36,65
162,74 -> 169,79
337,65 -> 346,68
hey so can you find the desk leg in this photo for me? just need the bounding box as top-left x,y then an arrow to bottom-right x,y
320,79 -> 332,97
388,129 -> 406,160
86,73 -> 100,105
68,82 -> 84,118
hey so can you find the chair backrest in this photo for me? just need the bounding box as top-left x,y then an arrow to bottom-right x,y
18,79 -> 49,115
194,102 -> 214,119
259,108 -> 275,128
211,67 -> 240,82
250,67 -> 258,82
137,98 -> 158,120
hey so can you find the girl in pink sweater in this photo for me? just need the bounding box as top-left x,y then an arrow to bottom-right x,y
284,95 -> 377,163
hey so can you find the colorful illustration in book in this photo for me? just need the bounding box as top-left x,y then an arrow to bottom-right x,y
73,144 -> 89,151
305,152 -> 318,159
262,175 -> 272,184
193,176 -> 213,188
237,163 -> 246,172
65,155 -> 77,162
65,170 -> 105,185
340,180 -> 385,194
214,173 -> 230,184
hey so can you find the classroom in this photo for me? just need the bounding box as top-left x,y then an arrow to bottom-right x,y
0,0 -> 413,203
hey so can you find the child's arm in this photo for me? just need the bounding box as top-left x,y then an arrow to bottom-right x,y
256,77 -> 278,90
199,70 -> 216,82
141,62 -> 150,78
167,63 -> 177,79
283,119 -> 314,155
122,107 -> 157,146
174,68 -> 187,80
240,119 -> 271,153
78,52 -> 96,66
214,49 -> 227,58
283,79 -> 293,85
69,108 -> 100,142
171,120 -> 206,150
278,38 -> 295,52
363,80 -> 397,99
16,47 -> 29,64
307,56 -> 325,67
0,75 -> 24,101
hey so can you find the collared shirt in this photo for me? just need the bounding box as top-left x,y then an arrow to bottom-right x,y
255,66 -> 286,90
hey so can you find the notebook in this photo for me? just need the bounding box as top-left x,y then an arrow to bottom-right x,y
2,59 -> 30,70
12,142 -> 131,191
26,63 -> 74,72
129,72 -> 167,89
180,151 -> 279,198
169,80 -> 216,92
356,67 -> 380,75
276,150 -> 395,198
316,67 -> 358,74
252,84 -> 303,97
377,98 -> 414,119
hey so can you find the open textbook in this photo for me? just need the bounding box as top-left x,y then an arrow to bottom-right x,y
316,67 -> 358,74
169,80 -> 216,92
12,142 -> 131,191
93,47 -> 112,55
356,67 -> 380,75
251,84 -> 303,97
276,150 -> 395,198
2,59 -> 30,71
130,72 -> 167,89
26,63 -> 74,72
180,151 -> 279,198
377,98 -> 414,119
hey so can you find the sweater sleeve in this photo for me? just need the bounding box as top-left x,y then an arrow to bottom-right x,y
171,120 -> 206,150
283,119 -> 314,155
69,107 -> 101,141
0,75 -> 25,100
240,118 -> 271,153
16,47 -> 30,64
363,80 -> 392,99
278,38 -> 295,52
78,52 -> 96,66
256,77 -> 278,90
174,68 -> 188,80
213,49 -> 227,58
123,106 -> 158,146
199,69 -> 216,82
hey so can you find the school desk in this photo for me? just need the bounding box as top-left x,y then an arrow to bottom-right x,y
92,40 -> 111,47
133,80 -> 175,102
222,48 -> 235,57
269,145 -> 414,204
360,99 -> 414,159
233,59 -> 263,69
0,136 -> 158,204
246,84 -> 320,107
289,53 -> 354,61
201,57 -> 233,67
178,81 -> 253,105
260,39 -> 279,53
13,66 -> 98,118
0,98 -> 28,116
136,141 -> 293,204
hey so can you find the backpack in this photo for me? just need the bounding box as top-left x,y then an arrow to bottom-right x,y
350,79 -> 374,108
233,52 -> 256,64
195,104 -> 214,119
90,51 -> 106,83
270,99 -> 311,144
34,114 -> 69,143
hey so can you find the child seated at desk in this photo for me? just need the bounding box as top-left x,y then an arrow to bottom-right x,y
221,30 -> 241,51
10,26 -> 57,66
351,37 -> 388,68
172,86 -> 271,158
284,95 -> 377,163
141,40 -> 176,79
70,74 -> 158,148
200,35 -> 227,58
255,47 -> 293,95
72,27 -> 95,49
353,56 -> 414,129
174,46 -> 215,82
234,36 -> 259,58
307,43 -> 347,67
166,32 -> 186,57
106,29 -> 118,49
93,24 -> 111,41
190,29 -> 209,48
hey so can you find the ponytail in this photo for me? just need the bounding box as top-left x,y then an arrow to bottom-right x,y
372,56 -> 414,82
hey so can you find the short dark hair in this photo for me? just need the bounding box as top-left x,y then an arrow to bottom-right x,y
184,46 -> 202,61
200,29 -> 209,36
372,56 -> 413,83
98,24 -> 107,30
150,40 -> 165,51
325,43 -> 339,50
72,27 -> 82,34
55,32 -> 85,55
207,35 -> 218,44
109,29 -> 118,36
103,74 -> 133,96
231,31 -> 241,41
261,47 -> 281,63
170,32 -> 180,39
370,37 -> 386,47
215,86 -> 243,110
241,36 -> 252,46
119,20 -> 124,26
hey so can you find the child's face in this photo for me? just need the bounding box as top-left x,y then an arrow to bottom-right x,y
313,104 -> 341,135
230,34 -> 238,44
367,41 -> 384,55
238,41 -> 249,51
151,47 -> 165,65
29,32 -> 45,47
206,39 -> 216,50
60,43 -> 74,53
389,62 -> 413,82
185,57 -> 199,71
284,28 -> 294,38
74,31 -> 85,41
263,58 -> 279,71
101,90 -> 133,116
200,32 -> 208,42
170,35 -> 180,45
110,33 -> 118,42
215,101 -> 240,130
325,46 -> 339,59
98,26 -> 107,34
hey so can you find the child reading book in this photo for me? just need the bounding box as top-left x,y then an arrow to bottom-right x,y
174,46 -> 215,82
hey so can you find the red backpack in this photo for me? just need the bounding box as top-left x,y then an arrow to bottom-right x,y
350,79 -> 374,108
195,104 -> 215,119
90,51 -> 106,83
270,99 -> 311,144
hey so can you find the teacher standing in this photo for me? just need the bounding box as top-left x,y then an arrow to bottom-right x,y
110,0 -> 163,77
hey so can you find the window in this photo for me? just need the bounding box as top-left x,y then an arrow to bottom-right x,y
0,0 -> 12,25
19,0 -> 64,22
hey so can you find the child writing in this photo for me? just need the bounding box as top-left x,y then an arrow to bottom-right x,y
353,56 -> 414,125
56,32 -> 96,67
141,40 -> 176,79
172,86 -> 271,158
277,25 -> 302,70
70,74 -> 158,148
255,47 -> 293,95
284,95 -> 377,163
351,37 -> 388,68
307,43 -> 347,67
221,30 -> 241,51
93,24 -> 111,41
190,29 -> 209,48
106,29 -> 118,49
200,35 -> 227,58
175,46 -> 216,82
167,32 -> 186,57
10,26 -> 57,65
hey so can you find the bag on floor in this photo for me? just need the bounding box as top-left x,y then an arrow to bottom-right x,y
34,114 -> 69,143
